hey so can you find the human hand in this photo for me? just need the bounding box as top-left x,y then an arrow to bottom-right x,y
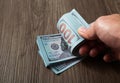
78,14 -> 120,62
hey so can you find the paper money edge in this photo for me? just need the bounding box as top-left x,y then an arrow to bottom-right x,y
50,59 -> 81,74
36,38 -> 49,67
70,9 -> 89,27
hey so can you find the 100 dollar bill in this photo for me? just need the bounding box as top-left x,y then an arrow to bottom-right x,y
57,9 -> 89,54
39,50 -> 83,74
37,34 -> 79,67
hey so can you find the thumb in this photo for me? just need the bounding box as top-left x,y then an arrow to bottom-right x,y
78,23 -> 97,40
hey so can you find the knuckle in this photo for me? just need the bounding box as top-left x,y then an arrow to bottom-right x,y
96,16 -> 106,23
95,16 -> 106,27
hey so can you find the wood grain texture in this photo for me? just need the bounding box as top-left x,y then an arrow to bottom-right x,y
0,0 -> 120,83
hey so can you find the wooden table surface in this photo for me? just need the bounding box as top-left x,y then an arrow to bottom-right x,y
0,0 -> 120,83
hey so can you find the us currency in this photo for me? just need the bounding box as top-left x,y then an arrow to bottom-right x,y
36,9 -> 89,74
57,9 -> 89,54
50,57 -> 82,74
36,34 -> 79,67
39,50 -> 83,74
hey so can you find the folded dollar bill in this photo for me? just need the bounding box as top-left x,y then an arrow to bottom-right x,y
36,9 -> 89,74
37,34 -> 79,67
39,50 -> 83,74
57,9 -> 89,54
50,57 -> 82,74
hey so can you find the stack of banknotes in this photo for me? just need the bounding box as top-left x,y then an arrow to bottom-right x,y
36,9 -> 89,74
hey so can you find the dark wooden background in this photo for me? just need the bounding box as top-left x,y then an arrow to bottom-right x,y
0,0 -> 120,83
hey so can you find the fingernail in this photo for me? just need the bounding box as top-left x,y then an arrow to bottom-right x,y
78,27 -> 87,33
